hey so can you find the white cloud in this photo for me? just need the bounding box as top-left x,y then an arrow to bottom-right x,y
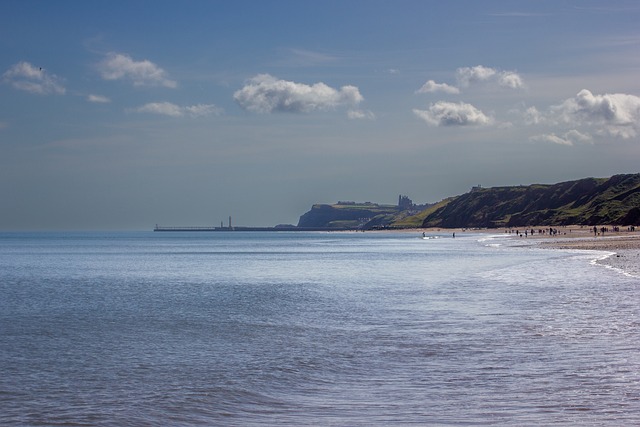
99,52 -> 177,88
530,129 -> 593,146
413,101 -> 492,127
530,133 -> 573,146
134,102 -> 183,117
455,65 -> 524,89
133,102 -> 222,117
233,74 -> 363,114
456,65 -> 497,87
498,71 -> 524,89
565,129 -> 593,143
347,109 -> 375,120
2,61 -> 65,95
553,89 -> 640,139
416,80 -> 460,94
183,104 -> 223,117
87,94 -> 111,103
523,106 -> 543,125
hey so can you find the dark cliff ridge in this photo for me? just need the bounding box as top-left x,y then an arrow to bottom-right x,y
297,203 -> 400,229
295,174 -> 640,230
421,173 -> 640,228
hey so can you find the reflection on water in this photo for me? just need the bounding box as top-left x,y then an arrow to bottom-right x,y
1,231 -> 639,425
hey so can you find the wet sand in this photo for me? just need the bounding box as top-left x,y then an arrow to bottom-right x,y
534,227 -> 640,278
386,226 -> 640,277
418,226 -> 640,278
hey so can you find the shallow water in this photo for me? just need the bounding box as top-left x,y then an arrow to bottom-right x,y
1,231 -> 639,425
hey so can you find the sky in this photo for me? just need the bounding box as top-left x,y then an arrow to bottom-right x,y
1,0 -> 639,230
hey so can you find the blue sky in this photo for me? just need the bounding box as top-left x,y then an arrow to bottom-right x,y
1,1 -> 639,230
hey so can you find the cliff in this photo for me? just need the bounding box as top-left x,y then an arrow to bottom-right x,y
297,202 -> 401,229
295,174 -> 640,230
419,174 -> 640,228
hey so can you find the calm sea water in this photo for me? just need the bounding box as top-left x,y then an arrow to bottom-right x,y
1,231 -> 639,426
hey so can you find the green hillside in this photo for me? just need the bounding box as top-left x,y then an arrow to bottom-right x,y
391,198 -> 454,228
295,174 -> 640,230
419,174 -> 640,228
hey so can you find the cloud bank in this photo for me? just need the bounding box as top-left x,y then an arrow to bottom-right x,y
527,89 -> 640,143
414,66 -> 524,128
133,102 -> 222,117
2,61 -> 66,95
233,74 -> 363,114
412,66 -> 637,143
99,53 -> 177,88
416,65 -> 524,98
413,101 -> 492,126
552,89 -> 640,139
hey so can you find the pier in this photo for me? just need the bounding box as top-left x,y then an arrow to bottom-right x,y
153,225 -> 357,232
154,225 -> 224,232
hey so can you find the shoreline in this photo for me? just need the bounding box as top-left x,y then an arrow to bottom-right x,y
535,231 -> 640,278
406,225 -> 640,278
157,225 -> 638,277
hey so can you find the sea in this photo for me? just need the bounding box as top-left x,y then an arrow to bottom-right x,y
0,231 -> 639,426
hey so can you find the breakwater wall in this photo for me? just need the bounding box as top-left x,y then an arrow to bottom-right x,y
153,225 -> 354,232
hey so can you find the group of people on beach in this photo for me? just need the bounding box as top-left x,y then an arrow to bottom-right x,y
507,228 -> 564,237
505,225 -> 637,238
593,226 -> 635,235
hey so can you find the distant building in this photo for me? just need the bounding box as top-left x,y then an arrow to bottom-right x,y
398,194 -> 413,210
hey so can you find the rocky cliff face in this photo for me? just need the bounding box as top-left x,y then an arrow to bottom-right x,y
297,203 -> 400,229
421,174 -> 640,228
